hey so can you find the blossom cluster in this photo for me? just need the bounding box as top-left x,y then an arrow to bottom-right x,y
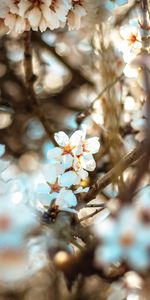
0,0 -> 88,34
94,185 -> 150,271
36,129 -> 100,212
0,0 -> 132,35
111,7 -> 150,82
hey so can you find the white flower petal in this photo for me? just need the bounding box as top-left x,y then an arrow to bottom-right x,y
0,145 -> 5,157
56,189 -> 77,209
62,154 -> 73,170
43,163 -> 63,183
47,147 -> 63,160
28,7 -> 41,28
59,171 -> 80,187
70,130 -> 83,146
84,137 -> 100,154
77,168 -> 88,180
80,154 -> 96,172
74,187 -> 89,194
54,131 -> 69,147
36,183 -> 50,194
36,193 -> 52,207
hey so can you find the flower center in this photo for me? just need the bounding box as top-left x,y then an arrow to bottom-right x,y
0,216 -> 11,232
120,232 -> 134,247
128,34 -> 137,43
50,183 -> 60,193
63,144 -> 74,154
83,143 -> 90,153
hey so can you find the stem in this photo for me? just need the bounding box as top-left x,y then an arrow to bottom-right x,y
79,207 -> 105,223
77,74 -> 123,125
81,140 -> 145,203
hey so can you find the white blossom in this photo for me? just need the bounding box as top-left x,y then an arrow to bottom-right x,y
94,206 -> 150,270
0,0 -> 28,34
19,0 -> 71,32
0,198 -> 38,249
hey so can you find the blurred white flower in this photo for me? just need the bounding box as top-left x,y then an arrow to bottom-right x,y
135,185 -> 150,210
94,206 -> 150,270
0,198 -> 38,249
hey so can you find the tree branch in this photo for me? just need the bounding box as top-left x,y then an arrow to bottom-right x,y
76,73 -> 123,125
80,140 -> 145,203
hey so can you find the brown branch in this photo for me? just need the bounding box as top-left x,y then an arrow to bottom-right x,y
76,73 -> 123,125
23,31 -> 56,145
81,140 -> 145,203
113,0 -> 141,26
79,207 -> 105,223
32,32 -> 94,88
54,241 -> 128,287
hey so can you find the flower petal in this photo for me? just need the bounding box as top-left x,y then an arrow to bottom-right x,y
58,171 -> 80,187
54,131 -> 69,147
70,130 -> 83,146
47,147 -> 63,160
74,187 -> 89,194
80,154 -> 96,171
62,154 -> 73,170
84,137 -> 100,154
28,7 -> 41,28
43,163 -> 63,183
56,189 -> 77,209
0,145 -> 5,157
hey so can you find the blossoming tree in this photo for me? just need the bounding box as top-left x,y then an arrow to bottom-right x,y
0,0 -> 150,299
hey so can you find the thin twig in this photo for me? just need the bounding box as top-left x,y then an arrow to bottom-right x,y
79,207 -> 105,223
81,140 -> 145,203
76,74 -> 123,125
85,203 -> 105,208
